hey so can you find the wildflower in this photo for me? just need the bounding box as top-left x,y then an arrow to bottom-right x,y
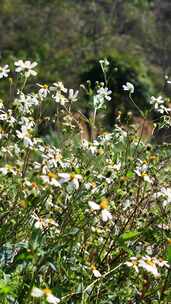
0,64 -> 10,79
96,87 -> 112,101
125,257 -> 139,273
155,187 -> 171,206
41,172 -> 61,187
32,213 -> 59,230
126,255 -> 169,278
0,164 -> 17,176
50,81 -> 67,93
139,256 -> 160,278
88,198 -> 112,222
52,92 -> 69,105
123,82 -> 134,94
135,163 -> 152,183
43,289 -> 60,304
91,265 -> 102,278
37,83 -> 49,98
68,88 -> 79,102
113,160 -> 121,171
58,173 -> 82,189
156,258 -> 169,268
99,58 -> 109,67
149,96 -> 170,114
16,125 -> 33,147
150,96 -> 164,108
15,60 -> 37,77
31,287 -> 60,303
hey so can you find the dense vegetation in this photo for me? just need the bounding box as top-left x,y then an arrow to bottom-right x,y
0,58 -> 171,303
0,2 -> 171,303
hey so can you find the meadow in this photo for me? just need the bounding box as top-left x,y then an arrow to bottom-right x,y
0,59 -> 171,304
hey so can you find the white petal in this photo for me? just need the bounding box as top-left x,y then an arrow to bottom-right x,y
31,287 -> 44,297
101,209 -> 112,222
88,201 -> 100,210
58,173 -> 70,180
93,269 -> 102,278
47,294 -> 60,304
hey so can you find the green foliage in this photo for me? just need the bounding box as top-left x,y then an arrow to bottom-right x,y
0,59 -> 170,303
81,53 -> 154,128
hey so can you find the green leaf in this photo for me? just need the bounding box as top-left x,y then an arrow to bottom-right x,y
126,171 -> 134,178
167,245 -> 171,264
120,231 -> 140,241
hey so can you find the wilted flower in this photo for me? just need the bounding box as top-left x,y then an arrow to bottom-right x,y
0,64 -> 10,79
123,82 -> 134,94
32,213 -> 59,230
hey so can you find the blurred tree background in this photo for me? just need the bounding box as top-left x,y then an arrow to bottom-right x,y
1,0 -> 171,122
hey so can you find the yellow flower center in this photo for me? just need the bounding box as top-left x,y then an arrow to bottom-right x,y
149,155 -> 157,161
48,172 -> 57,179
42,84 -> 48,89
146,259 -> 155,266
43,288 -> 52,295
167,239 -> 171,245
91,264 -> 96,271
141,172 -> 147,177
91,181 -> 96,188
100,198 -> 108,209
70,173 -> 76,180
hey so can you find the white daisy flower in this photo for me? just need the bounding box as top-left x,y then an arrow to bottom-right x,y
135,163 -> 152,183
58,173 -> 82,189
37,83 -> 50,98
50,81 -> 67,93
31,287 -> 60,303
88,198 -> 112,222
139,256 -> 160,278
41,172 -> 61,187
15,60 -> 37,77
0,64 -> 10,79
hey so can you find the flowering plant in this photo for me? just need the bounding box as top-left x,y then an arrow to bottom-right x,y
0,59 -> 170,304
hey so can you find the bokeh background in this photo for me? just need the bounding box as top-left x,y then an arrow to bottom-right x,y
1,0 -> 171,128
